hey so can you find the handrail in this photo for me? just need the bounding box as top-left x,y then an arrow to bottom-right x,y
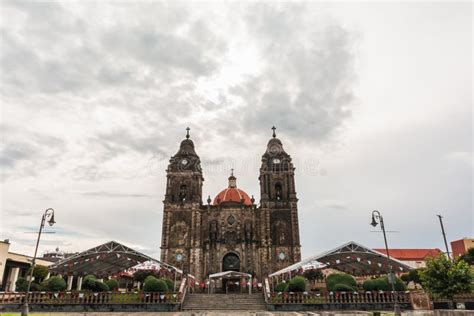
263,278 -> 271,304
179,276 -> 188,310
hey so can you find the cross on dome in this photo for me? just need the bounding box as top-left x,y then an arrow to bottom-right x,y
271,126 -> 276,138
186,127 -> 190,139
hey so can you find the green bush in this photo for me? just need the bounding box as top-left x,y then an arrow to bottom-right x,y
333,283 -> 356,292
144,275 -> 156,284
362,279 -> 376,291
143,277 -> 168,292
15,277 -> 29,291
275,282 -> 288,292
367,276 -> 406,291
288,276 -> 306,292
82,275 -> 98,291
162,278 -> 174,291
94,281 -> 109,292
105,279 -> 119,291
46,276 -> 67,291
326,273 -> 357,291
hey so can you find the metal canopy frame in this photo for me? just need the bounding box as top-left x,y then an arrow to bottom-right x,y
208,271 -> 253,294
269,241 -> 413,278
49,241 -> 181,277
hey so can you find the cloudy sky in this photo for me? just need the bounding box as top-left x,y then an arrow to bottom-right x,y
0,1 -> 471,261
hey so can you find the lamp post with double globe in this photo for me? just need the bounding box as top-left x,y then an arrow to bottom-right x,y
21,208 -> 55,316
370,210 -> 401,316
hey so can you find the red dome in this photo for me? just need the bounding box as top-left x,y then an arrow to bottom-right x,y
213,173 -> 253,206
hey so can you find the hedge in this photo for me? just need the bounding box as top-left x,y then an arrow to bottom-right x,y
46,276 -> 67,291
105,279 -> 119,291
288,276 -> 306,292
326,273 -> 357,291
333,283 -> 356,292
143,276 -> 168,292
275,282 -> 288,292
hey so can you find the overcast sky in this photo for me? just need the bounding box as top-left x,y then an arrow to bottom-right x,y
0,1 -> 472,261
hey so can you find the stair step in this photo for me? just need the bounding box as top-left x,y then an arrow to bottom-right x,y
183,293 -> 266,311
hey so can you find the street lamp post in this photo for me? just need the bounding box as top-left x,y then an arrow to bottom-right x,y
371,210 -> 401,316
21,208 -> 55,316
436,214 -> 451,260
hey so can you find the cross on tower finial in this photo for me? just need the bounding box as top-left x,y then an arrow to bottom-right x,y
186,127 -> 190,139
271,126 -> 276,138
231,168 -> 234,176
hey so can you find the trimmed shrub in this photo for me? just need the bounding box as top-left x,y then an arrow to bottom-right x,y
46,276 -> 67,291
369,276 -> 406,291
288,276 -> 306,292
363,279 -> 376,291
15,277 -> 29,291
162,278 -> 173,291
275,282 -> 288,292
82,275 -> 98,291
143,277 -> 168,292
144,275 -> 156,284
94,281 -> 109,292
326,273 -> 357,292
333,283 -> 355,292
105,279 -> 119,291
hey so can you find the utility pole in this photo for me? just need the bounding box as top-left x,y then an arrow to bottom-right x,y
437,214 -> 451,260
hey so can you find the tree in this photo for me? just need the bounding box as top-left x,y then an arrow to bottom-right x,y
28,265 -> 49,283
421,255 -> 473,299
303,269 -> 324,282
401,268 -> 424,287
460,248 -> 474,265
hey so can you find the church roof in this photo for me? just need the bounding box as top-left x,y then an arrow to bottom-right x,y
213,171 -> 253,206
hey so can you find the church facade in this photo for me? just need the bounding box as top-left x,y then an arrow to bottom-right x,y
160,128 -> 301,280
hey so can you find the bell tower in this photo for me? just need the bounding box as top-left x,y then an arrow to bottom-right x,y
258,127 -> 301,275
160,128 -> 204,277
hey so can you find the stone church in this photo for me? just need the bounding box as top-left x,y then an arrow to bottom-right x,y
160,128 -> 301,280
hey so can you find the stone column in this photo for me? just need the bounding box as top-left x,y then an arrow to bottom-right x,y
76,276 -> 83,291
8,267 -> 20,292
67,275 -> 74,290
45,272 -> 51,280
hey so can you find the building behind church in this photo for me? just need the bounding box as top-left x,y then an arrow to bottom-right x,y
160,129 -> 301,280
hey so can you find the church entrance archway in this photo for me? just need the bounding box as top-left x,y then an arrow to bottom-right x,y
222,253 -> 241,293
222,252 -> 240,272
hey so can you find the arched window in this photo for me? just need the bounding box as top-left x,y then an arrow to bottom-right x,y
179,184 -> 187,201
275,183 -> 282,201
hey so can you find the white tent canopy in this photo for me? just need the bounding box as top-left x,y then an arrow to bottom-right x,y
269,241 -> 413,278
209,271 -> 251,279
208,271 -> 252,294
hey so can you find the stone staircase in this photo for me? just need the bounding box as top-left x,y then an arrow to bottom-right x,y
182,293 -> 267,311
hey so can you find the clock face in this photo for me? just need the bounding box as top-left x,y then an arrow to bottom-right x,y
181,159 -> 188,165
176,253 -> 183,262
278,251 -> 286,260
273,158 -> 281,164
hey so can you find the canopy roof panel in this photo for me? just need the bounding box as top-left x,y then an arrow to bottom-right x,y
49,241 -> 180,277
269,241 -> 413,277
209,271 -> 251,279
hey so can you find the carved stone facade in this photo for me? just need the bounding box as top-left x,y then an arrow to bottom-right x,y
160,128 -> 301,280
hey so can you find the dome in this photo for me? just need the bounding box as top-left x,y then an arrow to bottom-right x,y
213,172 -> 253,206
